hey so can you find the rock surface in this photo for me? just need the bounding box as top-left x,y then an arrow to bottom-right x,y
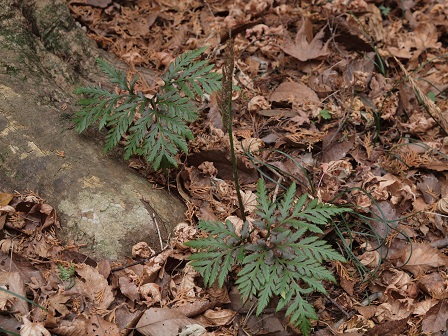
0,0 -> 186,260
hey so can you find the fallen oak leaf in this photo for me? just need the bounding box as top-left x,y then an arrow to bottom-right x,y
280,18 -> 330,62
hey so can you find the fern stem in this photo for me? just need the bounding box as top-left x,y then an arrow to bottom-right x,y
229,116 -> 246,222
221,38 -> 246,222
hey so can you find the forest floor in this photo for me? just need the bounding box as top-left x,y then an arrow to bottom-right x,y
2,0 -> 448,335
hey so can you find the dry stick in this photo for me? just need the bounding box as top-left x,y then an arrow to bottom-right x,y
152,213 -> 164,251
324,293 -> 350,318
271,174 -> 283,203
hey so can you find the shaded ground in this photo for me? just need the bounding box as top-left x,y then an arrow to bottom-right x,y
2,0 -> 448,335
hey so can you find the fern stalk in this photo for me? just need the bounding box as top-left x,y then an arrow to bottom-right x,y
218,38 -> 246,222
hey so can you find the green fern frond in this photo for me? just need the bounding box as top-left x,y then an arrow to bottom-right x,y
185,220 -> 245,287
74,48 -> 220,171
186,177 -> 352,335
96,58 -> 129,90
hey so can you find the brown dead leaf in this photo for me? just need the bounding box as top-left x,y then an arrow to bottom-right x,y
136,307 -> 201,336
0,271 -> 29,317
207,281 -> 230,305
171,300 -> 215,318
47,292 -> 71,317
382,269 -> 418,299
418,273 -> 448,300
364,318 -> 408,336
203,308 -> 236,326
240,190 -> 258,213
20,317 -> 51,336
74,264 -> 114,310
53,315 -> 119,335
281,18 -> 330,62
139,283 -> 161,306
376,298 -> 412,322
119,276 -> 140,302
414,299 -> 438,316
399,243 -> 448,277
86,0 -> 111,8
322,130 -> 355,163
269,81 -> 319,104
0,285 -> 15,310
337,314 -> 375,333
0,192 -> 14,206
421,299 -> 448,334
178,264 -> 199,298
132,242 -> 155,259
0,205 -> 14,213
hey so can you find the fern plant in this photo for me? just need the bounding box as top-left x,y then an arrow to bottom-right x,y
73,47 -> 221,170
185,179 -> 351,335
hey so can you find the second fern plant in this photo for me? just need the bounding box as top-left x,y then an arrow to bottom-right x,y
74,47 -> 221,170
185,179 -> 350,335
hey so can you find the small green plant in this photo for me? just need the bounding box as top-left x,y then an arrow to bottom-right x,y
319,109 -> 332,120
58,263 -> 76,289
379,5 -> 391,17
74,47 -> 221,170
185,179 -> 351,335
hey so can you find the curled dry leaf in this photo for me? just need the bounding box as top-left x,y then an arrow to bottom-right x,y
140,283 -> 162,306
173,222 -> 197,250
207,281 -> 230,305
0,238 -> 16,254
247,95 -> 270,112
198,161 -> 218,177
132,242 -> 155,259
178,264 -> 199,298
337,314 -> 374,334
383,269 -> 418,299
413,299 -> 438,316
203,308 -> 236,326
239,137 -> 264,155
143,248 -> 172,283
0,205 -> 15,213
376,298 -> 412,322
358,243 -> 381,269
437,196 -> 448,214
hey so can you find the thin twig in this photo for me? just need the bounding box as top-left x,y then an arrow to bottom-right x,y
153,213 -> 164,251
324,294 -> 350,318
272,175 -> 283,203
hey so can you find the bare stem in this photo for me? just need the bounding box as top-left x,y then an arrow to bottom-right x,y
219,39 -> 246,221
